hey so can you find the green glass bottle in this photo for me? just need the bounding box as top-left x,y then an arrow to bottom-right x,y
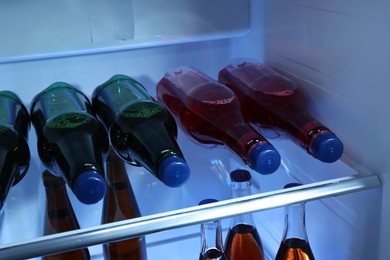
0,91 -> 30,211
30,82 -> 109,204
92,75 -> 190,187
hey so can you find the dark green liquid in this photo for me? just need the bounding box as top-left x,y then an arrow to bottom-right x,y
93,75 -> 186,181
0,91 -> 30,210
31,84 -> 108,198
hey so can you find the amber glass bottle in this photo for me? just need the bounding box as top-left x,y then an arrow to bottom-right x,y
101,148 -> 147,260
31,82 -> 108,204
224,170 -> 264,260
275,183 -> 315,260
42,170 -> 90,260
0,91 -> 30,211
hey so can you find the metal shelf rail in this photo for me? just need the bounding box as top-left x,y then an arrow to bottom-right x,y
0,174 -> 381,259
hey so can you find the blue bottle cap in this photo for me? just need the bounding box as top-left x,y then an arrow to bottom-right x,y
248,144 -> 281,174
158,156 -> 190,187
230,169 -> 251,182
199,198 -> 219,205
73,170 -> 107,205
311,132 -> 344,163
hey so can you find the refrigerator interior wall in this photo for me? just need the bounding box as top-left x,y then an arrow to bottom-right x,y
0,0 -> 383,259
264,1 -> 390,259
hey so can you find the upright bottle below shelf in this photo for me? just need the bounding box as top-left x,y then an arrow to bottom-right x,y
198,199 -> 226,260
0,91 -> 30,211
101,148 -> 147,260
92,74 -> 190,187
224,169 -> 264,260
42,170 -> 91,260
275,183 -> 315,260
30,83 -> 109,204
219,60 -> 344,163
156,66 -> 281,175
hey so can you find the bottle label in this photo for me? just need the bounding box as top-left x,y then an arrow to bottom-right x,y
121,106 -> 163,118
201,96 -> 235,105
47,113 -> 94,129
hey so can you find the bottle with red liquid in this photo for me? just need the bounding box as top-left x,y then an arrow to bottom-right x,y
101,148 -> 147,260
157,66 -> 281,175
219,60 -> 344,163
92,75 -> 190,187
42,170 -> 91,260
224,169 -> 264,260
275,183 -> 315,260
198,199 -> 226,260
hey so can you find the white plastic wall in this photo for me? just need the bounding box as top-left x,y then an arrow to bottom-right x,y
263,1 -> 389,259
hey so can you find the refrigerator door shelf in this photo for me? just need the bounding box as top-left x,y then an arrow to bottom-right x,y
0,174 -> 380,259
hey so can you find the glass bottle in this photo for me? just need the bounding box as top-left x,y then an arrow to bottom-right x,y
156,66 -> 281,175
30,82 -> 108,204
275,183 -> 315,260
101,148 -> 147,260
0,91 -> 30,211
224,169 -> 264,260
199,199 -> 226,260
42,170 -> 91,260
92,75 -> 190,187
219,60 -> 344,163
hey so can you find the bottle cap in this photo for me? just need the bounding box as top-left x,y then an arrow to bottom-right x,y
311,132 -> 344,163
199,198 -> 218,205
248,144 -> 281,174
230,169 -> 251,182
73,171 -> 107,204
158,156 -> 190,187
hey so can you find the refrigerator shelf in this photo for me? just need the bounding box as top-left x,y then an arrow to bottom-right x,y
0,174 -> 380,260
0,0 -> 250,64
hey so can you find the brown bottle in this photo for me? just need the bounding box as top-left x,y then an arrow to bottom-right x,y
275,183 -> 315,260
224,170 -> 264,260
101,148 -> 147,260
42,170 -> 91,260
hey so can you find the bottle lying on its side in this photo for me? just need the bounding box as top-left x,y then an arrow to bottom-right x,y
157,66 -> 280,175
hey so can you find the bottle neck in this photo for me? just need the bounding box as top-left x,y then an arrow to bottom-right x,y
230,180 -> 255,227
200,219 -> 225,257
282,203 -> 309,242
43,172 -> 80,235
